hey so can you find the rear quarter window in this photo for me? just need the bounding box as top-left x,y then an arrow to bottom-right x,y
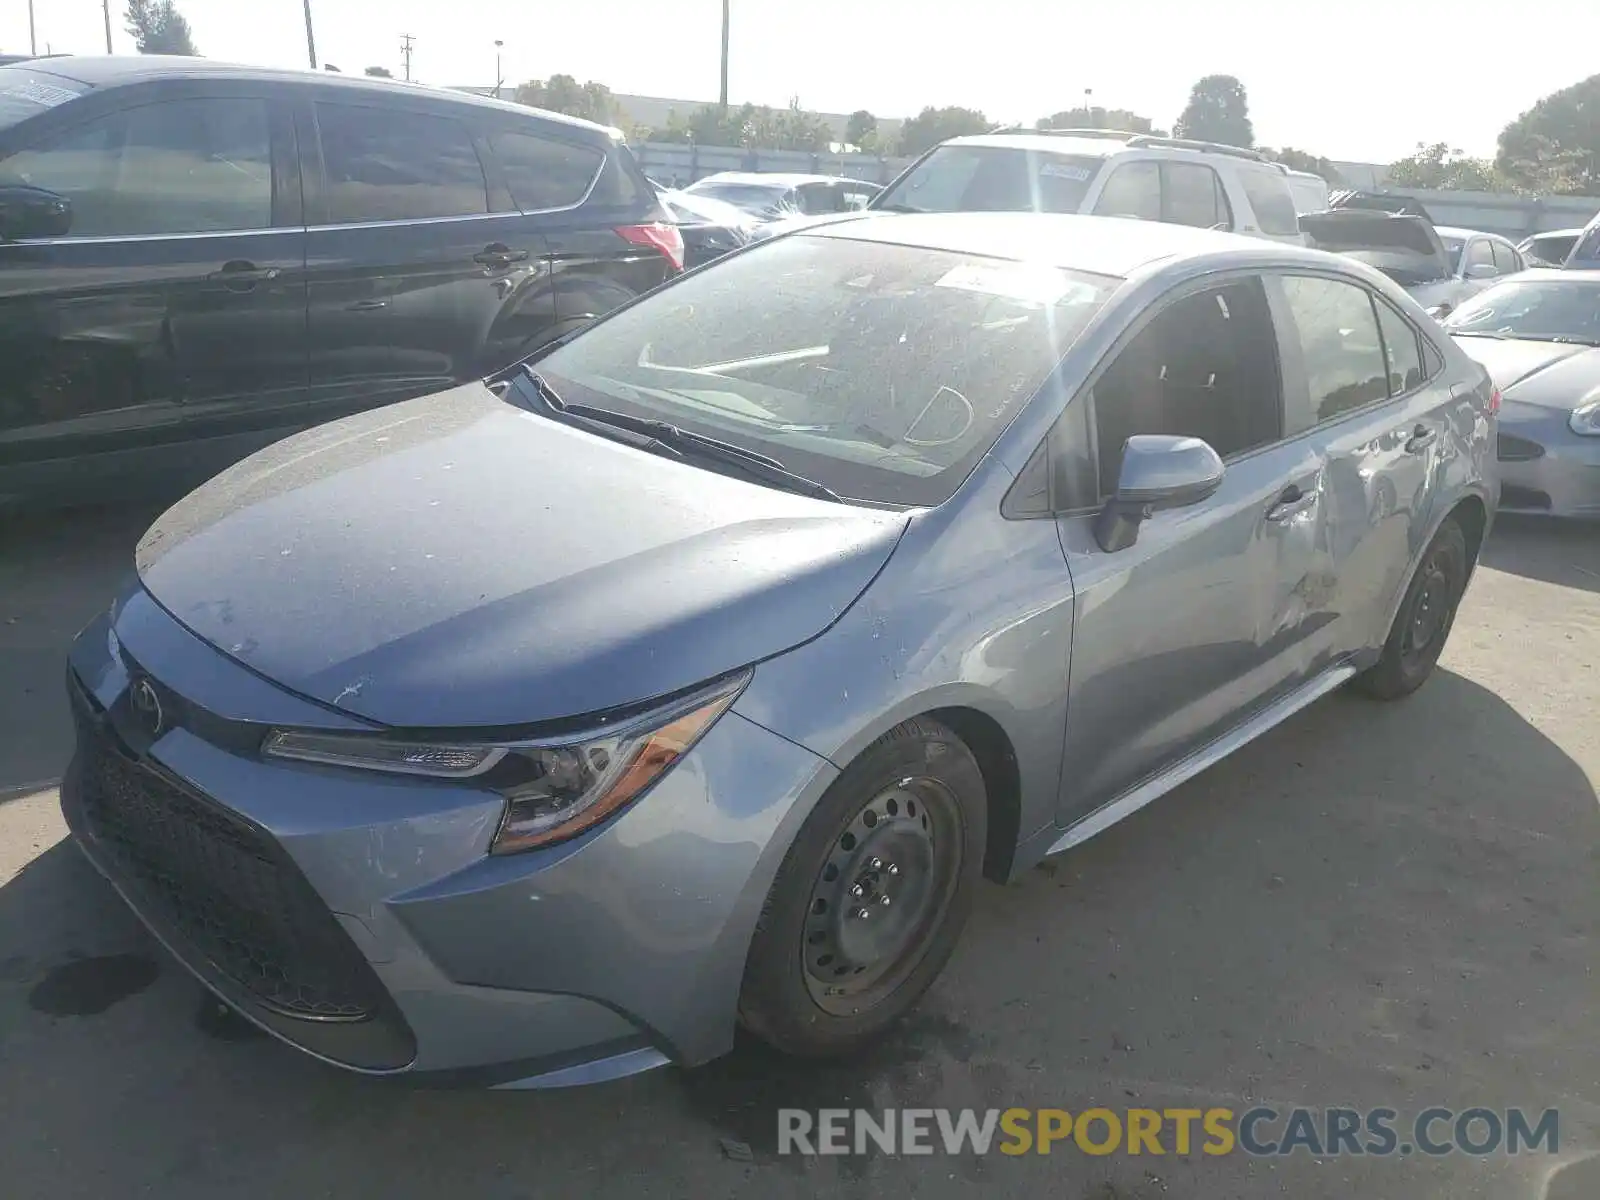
1237,167 -> 1300,237
489,129 -> 604,210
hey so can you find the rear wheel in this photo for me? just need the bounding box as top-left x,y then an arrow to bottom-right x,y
737,717 -> 986,1058
1353,516 -> 1468,700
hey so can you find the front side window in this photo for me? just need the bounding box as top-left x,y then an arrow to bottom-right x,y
0,98 -> 271,237
1236,168 -> 1301,237
1162,161 -> 1231,229
1465,238 -> 1495,274
1491,240 -> 1521,276
876,146 -> 1103,215
1092,161 -> 1161,221
490,130 -> 602,211
316,103 -> 487,224
1090,278 -> 1283,494
1279,275 -> 1389,429
533,234 -> 1119,506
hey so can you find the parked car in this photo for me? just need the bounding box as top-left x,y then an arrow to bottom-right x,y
1282,167 -> 1330,215
655,186 -> 757,268
1565,211 -> 1600,269
683,172 -> 882,221
1300,211 -> 1522,317
868,128 -> 1306,245
1517,227 -> 1585,269
63,212 -> 1496,1087
0,56 -> 681,508
1445,269 -> 1600,517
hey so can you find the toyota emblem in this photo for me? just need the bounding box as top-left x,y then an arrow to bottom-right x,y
129,677 -> 165,737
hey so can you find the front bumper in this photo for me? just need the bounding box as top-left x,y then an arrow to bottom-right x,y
62,588 -> 834,1085
1496,405 -> 1600,518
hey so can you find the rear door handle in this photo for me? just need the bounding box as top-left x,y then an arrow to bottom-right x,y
209,260 -> 280,288
474,244 -> 529,267
1405,424 -> 1438,453
346,299 -> 388,311
1266,482 -> 1320,523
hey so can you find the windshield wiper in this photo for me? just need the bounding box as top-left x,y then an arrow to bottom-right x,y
1541,335 -> 1600,346
514,367 -> 842,503
511,366 -> 685,460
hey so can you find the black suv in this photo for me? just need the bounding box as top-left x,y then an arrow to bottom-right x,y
0,56 -> 681,506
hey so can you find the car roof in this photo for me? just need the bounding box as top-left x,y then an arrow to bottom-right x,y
2,54 -> 616,136
695,172 -> 878,188
804,211 -> 1327,278
940,132 -> 1122,159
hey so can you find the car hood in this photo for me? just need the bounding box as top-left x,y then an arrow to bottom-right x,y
135,383 -> 908,729
750,212 -> 876,241
1451,337 -> 1600,413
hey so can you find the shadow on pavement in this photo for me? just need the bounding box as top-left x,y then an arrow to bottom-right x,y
1482,515 -> 1600,593
0,500 -> 169,798
0,667 -> 1594,1198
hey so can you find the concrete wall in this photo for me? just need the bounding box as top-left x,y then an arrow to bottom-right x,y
1360,188 -> 1599,240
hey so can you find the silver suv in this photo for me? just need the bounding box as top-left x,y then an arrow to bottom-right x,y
873,128 -> 1306,243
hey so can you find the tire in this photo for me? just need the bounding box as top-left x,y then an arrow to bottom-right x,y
1352,516 -> 1469,701
737,717 -> 987,1058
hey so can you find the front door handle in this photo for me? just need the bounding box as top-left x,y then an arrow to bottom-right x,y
1266,483 -> 1319,523
474,243 -> 529,267
1405,424 -> 1438,454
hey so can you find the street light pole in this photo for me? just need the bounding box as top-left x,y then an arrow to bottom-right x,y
718,0 -> 730,109
103,0 -> 114,52
27,0 -> 36,56
493,40 -> 504,99
302,0 -> 318,69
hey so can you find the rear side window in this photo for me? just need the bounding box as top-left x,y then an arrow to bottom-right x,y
1162,161 -> 1231,230
1373,299 -> 1424,394
1237,168 -> 1300,237
1092,161 -> 1160,221
0,97 -> 272,237
316,102 -> 487,224
489,129 -> 602,210
1279,275 -> 1389,429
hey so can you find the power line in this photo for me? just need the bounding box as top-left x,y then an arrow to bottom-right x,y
399,33 -> 415,82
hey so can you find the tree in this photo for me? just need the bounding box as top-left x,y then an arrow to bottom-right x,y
647,99 -> 831,151
845,109 -> 878,149
895,106 -> 990,157
1173,75 -> 1253,148
364,66 -> 393,78
1497,74 -> 1600,195
1037,106 -> 1158,135
513,75 -> 621,127
1263,146 -> 1345,186
124,0 -> 198,55
1386,142 -> 1506,191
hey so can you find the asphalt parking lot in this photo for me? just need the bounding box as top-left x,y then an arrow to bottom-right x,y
1,501 -> 1596,1200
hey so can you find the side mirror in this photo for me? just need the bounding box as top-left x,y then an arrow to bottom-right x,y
1094,434 -> 1225,553
0,184 -> 71,241
1464,262 -> 1497,281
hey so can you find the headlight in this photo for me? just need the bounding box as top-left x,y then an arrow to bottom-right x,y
262,671 -> 750,854
1569,400 -> 1600,437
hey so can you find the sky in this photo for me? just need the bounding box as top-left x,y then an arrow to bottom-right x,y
3,0 -> 1593,163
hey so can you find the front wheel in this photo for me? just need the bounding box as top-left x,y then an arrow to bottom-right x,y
737,717 -> 987,1058
1352,516 -> 1469,700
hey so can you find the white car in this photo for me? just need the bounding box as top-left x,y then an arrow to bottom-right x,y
1302,212 -> 1525,317
868,128 -> 1308,244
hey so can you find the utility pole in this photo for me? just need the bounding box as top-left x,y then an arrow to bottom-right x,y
102,0 -> 113,52
399,33 -> 415,82
493,39 -> 503,99
718,0 -> 729,109
302,0 -> 317,68
27,0 -> 36,56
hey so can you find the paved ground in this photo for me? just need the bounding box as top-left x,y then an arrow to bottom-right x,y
1,502 -> 1597,1200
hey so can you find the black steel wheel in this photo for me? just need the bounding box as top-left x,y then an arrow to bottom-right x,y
738,718 -> 986,1057
1353,516 -> 1469,700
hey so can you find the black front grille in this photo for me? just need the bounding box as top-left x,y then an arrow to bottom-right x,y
77,729 -> 388,1022
1497,433 -> 1546,462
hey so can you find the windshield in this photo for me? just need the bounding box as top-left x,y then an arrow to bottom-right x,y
1443,279 -> 1600,344
0,67 -> 86,134
532,233 -> 1119,506
873,146 -> 1104,215
687,182 -> 795,218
